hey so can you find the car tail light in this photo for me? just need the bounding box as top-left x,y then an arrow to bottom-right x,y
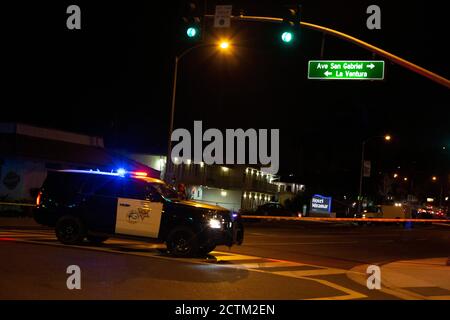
36,191 -> 42,206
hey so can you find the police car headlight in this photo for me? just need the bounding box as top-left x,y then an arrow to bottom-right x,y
208,218 -> 222,229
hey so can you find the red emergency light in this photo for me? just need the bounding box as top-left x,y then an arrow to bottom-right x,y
132,171 -> 148,177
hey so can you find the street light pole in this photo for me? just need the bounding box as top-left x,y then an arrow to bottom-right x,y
433,176 -> 445,208
358,140 -> 366,213
357,135 -> 391,213
166,55 -> 179,182
166,42 -> 230,182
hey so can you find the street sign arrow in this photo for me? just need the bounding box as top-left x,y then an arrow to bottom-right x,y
308,60 -> 385,80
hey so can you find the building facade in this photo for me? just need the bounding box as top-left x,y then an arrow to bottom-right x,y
169,164 -> 279,212
272,181 -> 306,205
108,152 -> 307,213
0,123 -> 158,203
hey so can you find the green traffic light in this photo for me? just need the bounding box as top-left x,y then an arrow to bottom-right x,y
281,31 -> 293,43
186,27 -> 198,38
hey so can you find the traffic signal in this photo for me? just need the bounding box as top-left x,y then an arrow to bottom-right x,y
280,4 -> 301,44
181,1 -> 203,41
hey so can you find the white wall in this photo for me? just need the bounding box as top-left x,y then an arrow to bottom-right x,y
0,158 -> 47,202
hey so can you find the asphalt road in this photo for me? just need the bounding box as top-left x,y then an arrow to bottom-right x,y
0,220 -> 449,300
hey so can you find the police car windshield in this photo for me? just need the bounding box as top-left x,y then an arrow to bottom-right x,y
151,183 -> 180,200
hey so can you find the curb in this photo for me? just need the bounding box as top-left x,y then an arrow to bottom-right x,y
346,264 -> 428,300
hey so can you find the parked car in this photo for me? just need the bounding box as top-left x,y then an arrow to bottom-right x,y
254,202 -> 300,217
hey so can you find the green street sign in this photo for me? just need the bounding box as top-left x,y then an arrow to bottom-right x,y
308,60 -> 385,80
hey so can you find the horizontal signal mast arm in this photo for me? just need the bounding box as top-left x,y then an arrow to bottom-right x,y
204,14 -> 450,89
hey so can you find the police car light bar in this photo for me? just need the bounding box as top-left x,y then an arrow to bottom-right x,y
117,169 -> 147,177
117,168 -> 127,176
132,171 -> 148,177
57,169 -> 148,178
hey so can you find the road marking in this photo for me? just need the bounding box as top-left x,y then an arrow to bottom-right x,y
304,277 -> 367,300
210,251 -> 366,299
433,223 -> 450,227
218,261 -> 301,269
0,229 -> 367,300
0,229 -> 53,235
246,232 -> 268,236
243,241 -> 358,246
246,267 -> 367,300
213,253 -> 262,261
0,233 -> 53,238
274,268 -> 347,277
346,263 -> 443,300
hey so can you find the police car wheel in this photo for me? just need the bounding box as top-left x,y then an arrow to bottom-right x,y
86,235 -> 109,244
55,215 -> 86,245
166,227 -> 199,257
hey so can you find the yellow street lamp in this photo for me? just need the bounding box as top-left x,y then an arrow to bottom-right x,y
218,40 -> 230,50
384,135 -> 391,141
432,176 -> 437,181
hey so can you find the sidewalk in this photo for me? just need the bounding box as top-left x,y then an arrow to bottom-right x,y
348,258 -> 450,300
381,258 -> 450,298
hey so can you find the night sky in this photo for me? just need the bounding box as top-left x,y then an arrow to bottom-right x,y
2,0 -> 449,197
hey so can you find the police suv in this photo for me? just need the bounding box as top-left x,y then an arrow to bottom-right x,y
34,169 -> 244,257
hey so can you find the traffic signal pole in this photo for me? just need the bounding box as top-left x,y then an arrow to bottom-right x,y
203,14 -> 450,89
167,12 -> 449,181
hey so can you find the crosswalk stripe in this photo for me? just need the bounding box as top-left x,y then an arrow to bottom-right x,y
274,268 -> 348,277
0,233 -> 53,238
213,253 -> 263,261
224,262 -> 303,269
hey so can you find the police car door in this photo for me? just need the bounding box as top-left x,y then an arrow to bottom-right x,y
115,179 -> 163,238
